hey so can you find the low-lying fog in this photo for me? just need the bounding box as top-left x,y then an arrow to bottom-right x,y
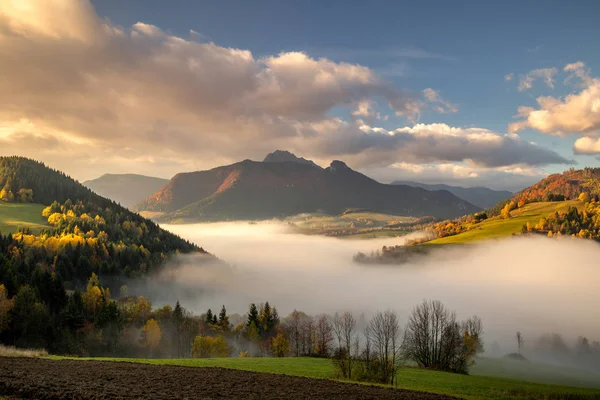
154,221 -> 599,355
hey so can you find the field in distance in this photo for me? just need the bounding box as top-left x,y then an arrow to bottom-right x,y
49,356 -> 600,400
424,200 -> 583,246
285,210 -> 421,238
0,202 -> 49,234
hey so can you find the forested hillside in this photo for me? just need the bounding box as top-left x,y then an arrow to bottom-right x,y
0,156 -> 207,354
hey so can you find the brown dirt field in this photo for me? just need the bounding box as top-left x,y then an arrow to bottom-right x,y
0,357 -> 459,400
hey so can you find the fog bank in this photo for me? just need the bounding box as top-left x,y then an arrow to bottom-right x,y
159,221 -> 600,353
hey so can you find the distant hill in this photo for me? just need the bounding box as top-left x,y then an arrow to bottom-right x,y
136,152 -> 480,222
84,174 -> 169,208
391,181 -> 513,209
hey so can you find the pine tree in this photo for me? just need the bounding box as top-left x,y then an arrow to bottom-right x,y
218,305 -> 229,330
247,303 -> 259,327
205,309 -> 214,326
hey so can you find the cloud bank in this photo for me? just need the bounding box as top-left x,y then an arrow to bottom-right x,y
158,222 -> 600,353
510,62 -> 600,142
0,0 -> 569,184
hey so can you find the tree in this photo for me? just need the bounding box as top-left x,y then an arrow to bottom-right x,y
218,305 -> 230,331
365,310 -> 402,384
516,331 -> 524,354
247,303 -> 259,327
142,319 -> 162,357
332,312 -> 356,379
205,309 -> 214,326
191,335 -> 230,358
403,300 -> 479,374
119,285 -> 129,299
0,185 -> 14,202
314,314 -> 334,357
0,284 -> 14,333
271,332 -> 290,357
579,192 -> 591,202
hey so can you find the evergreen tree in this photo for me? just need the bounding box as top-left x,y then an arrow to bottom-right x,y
247,303 -> 259,327
218,305 -> 229,330
205,309 -> 214,326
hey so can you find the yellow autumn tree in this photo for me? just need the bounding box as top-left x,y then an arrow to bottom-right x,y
270,332 -> 290,357
191,335 -> 230,358
579,192 -> 591,203
142,318 -> 162,357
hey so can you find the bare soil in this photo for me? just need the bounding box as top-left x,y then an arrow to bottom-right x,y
0,357 -> 458,400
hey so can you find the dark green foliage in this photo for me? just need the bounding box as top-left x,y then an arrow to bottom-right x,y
247,303 -> 259,327
205,309 -> 213,325
0,157 -> 208,354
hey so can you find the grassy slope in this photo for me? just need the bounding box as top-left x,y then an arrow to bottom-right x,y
49,356 -> 600,400
0,202 -> 48,234
425,201 -> 582,245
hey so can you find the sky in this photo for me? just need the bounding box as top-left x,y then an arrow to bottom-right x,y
0,0 -> 599,191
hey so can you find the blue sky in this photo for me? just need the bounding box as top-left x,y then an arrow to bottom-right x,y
1,1 -> 599,190
92,1 -> 600,175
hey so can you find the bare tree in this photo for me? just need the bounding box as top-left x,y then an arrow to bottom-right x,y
404,299 -> 480,374
516,331 -> 524,354
365,310 -> 402,384
462,315 -> 484,355
283,310 -> 306,357
300,316 -> 314,356
314,314 -> 334,356
333,311 -> 357,379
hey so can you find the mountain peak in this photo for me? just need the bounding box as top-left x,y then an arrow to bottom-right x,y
329,160 -> 349,172
263,150 -> 320,168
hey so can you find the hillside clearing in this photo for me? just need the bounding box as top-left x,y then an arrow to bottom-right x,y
48,356 -> 600,400
425,201 -> 583,245
0,202 -> 48,234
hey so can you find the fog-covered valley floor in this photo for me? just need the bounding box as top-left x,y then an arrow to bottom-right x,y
158,221 -> 599,356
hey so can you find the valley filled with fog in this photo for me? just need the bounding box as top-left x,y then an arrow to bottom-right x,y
159,221 -> 600,357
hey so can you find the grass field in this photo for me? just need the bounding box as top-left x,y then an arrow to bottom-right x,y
425,201 -> 583,245
49,356 -> 600,400
286,211 -> 417,238
0,202 -> 48,234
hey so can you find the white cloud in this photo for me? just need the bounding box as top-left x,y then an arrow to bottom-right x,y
504,73 -> 514,82
573,136 -> 600,155
517,68 -> 558,92
325,123 -> 571,169
509,62 -> 600,136
0,0 -> 570,185
361,162 -> 545,191
423,88 -> 458,114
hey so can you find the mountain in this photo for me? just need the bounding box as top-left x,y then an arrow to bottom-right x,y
84,174 -> 169,208
137,153 -> 480,221
391,181 -> 513,209
263,150 -> 321,169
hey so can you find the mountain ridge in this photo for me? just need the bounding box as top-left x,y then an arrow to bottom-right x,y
84,173 -> 169,208
137,152 -> 481,221
391,180 -> 513,209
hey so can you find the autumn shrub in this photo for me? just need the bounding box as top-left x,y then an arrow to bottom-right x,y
191,334 -> 231,358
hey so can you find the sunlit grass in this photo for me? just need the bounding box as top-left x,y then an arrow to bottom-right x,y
0,202 -> 48,234
425,201 -> 583,245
